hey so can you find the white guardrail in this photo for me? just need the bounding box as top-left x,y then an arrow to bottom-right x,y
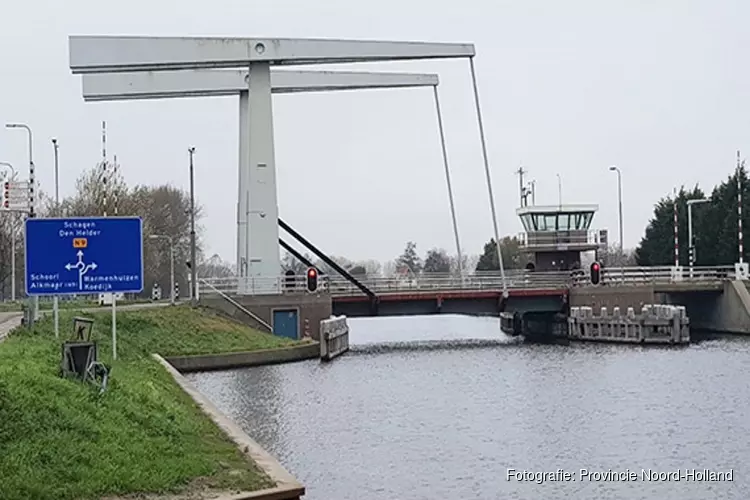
196,265 -> 740,298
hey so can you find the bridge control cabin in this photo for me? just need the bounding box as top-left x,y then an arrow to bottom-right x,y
516,204 -> 606,272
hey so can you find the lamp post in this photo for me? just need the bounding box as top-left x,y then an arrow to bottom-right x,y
687,198 -> 709,278
0,161 -> 16,180
609,165 -> 624,253
52,139 -> 60,214
188,147 -> 197,306
6,123 -> 37,325
0,162 -> 16,302
149,235 -> 175,305
557,173 -> 562,208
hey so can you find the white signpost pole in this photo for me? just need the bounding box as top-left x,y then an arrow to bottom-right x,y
112,296 -> 117,360
54,291 -> 59,338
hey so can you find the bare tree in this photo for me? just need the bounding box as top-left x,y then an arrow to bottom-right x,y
598,245 -> 637,267
281,251 -> 311,275
199,254 -> 235,279
29,166 -> 207,298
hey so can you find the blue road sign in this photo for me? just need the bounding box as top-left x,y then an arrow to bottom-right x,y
25,216 -> 144,296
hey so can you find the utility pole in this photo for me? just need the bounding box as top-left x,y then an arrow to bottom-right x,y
515,166 -> 527,207
188,147 -> 197,306
0,162 -> 17,302
609,165 -> 623,253
738,150 -> 744,264
687,198 -> 709,278
6,123 -> 37,326
52,139 -> 60,214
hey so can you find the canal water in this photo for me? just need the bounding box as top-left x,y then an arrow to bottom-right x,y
186,315 -> 750,500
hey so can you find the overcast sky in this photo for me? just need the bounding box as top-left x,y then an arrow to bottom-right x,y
1,0 -> 748,264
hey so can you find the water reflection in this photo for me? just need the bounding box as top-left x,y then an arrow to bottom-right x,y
187,315 -> 750,500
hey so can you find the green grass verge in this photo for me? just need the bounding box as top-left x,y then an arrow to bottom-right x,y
0,306 -> 300,500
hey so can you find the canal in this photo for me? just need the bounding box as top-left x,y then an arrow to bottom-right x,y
186,315 -> 750,499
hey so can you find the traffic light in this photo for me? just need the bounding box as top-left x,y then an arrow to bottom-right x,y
590,261 -> 601,286
2,182 -> 8,209
306,267 -> 318,293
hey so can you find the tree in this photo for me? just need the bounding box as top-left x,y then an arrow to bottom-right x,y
0,165 -> 208,300
198,254 -> 235,279
634,181 -> 733,265
358,259 -> 382,278
282,251 -> 312,275
599,245 -> 637,267
423,248 -> 451,273
314,255 -> 353,276
475,237 -> 529,271
396,241 -> 422,275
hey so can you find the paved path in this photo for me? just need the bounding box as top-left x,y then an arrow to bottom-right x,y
0,314 -> 22,341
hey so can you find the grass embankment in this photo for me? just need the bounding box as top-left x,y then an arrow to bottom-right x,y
0,306 -> 300,500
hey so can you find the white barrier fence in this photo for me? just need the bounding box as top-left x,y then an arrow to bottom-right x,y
320,315 -> 349,361
195,264 -> 745,298
570,265 -> 738,286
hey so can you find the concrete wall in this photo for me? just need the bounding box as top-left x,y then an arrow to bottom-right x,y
572,282 -> 750,334
165,342 -> 320,373
663,282 -> 750,334
201,293 -> 332,340
569,285 -> 655,311
153,354 -> 305,500
333,294 -> 567,318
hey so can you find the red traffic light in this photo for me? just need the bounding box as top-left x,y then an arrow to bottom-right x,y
306,267 -> 319,293
590,261 -> 602,285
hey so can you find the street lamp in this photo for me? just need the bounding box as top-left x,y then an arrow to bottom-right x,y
0,161 -> 17,302
188,147 -> 197,307
687,198 -> 710,277
556,173 -> 562,207
0,161 -> 16,180
148,235 -> 175,305
52,138 -> 60,214
6,123 -> 37,325
609,165 -> 624,252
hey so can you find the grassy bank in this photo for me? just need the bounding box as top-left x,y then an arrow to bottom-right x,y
0,306 -> 301,500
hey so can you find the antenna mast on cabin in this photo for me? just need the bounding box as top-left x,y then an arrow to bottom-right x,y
516,166 -> 527,207
516,166 -> 535,207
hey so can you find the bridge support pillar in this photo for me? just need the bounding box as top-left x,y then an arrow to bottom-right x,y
238,62 -> 281,295
734,262 -> 749,281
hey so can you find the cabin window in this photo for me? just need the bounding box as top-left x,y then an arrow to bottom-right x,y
582,212 -> 593,229
545,215 -> 556,231
558,214 -> 571,231
520,214 -> 533,232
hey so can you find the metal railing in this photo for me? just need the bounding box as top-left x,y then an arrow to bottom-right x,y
570,265 -> 736,286
197,270 -> 570,297
517,230 -> 604,248
196,265 -> 740,298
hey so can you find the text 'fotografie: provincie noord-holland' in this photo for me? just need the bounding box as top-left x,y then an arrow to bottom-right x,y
506,469 -> 733,483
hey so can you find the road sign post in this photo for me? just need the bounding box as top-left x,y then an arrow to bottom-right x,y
24,216 -> 144,359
